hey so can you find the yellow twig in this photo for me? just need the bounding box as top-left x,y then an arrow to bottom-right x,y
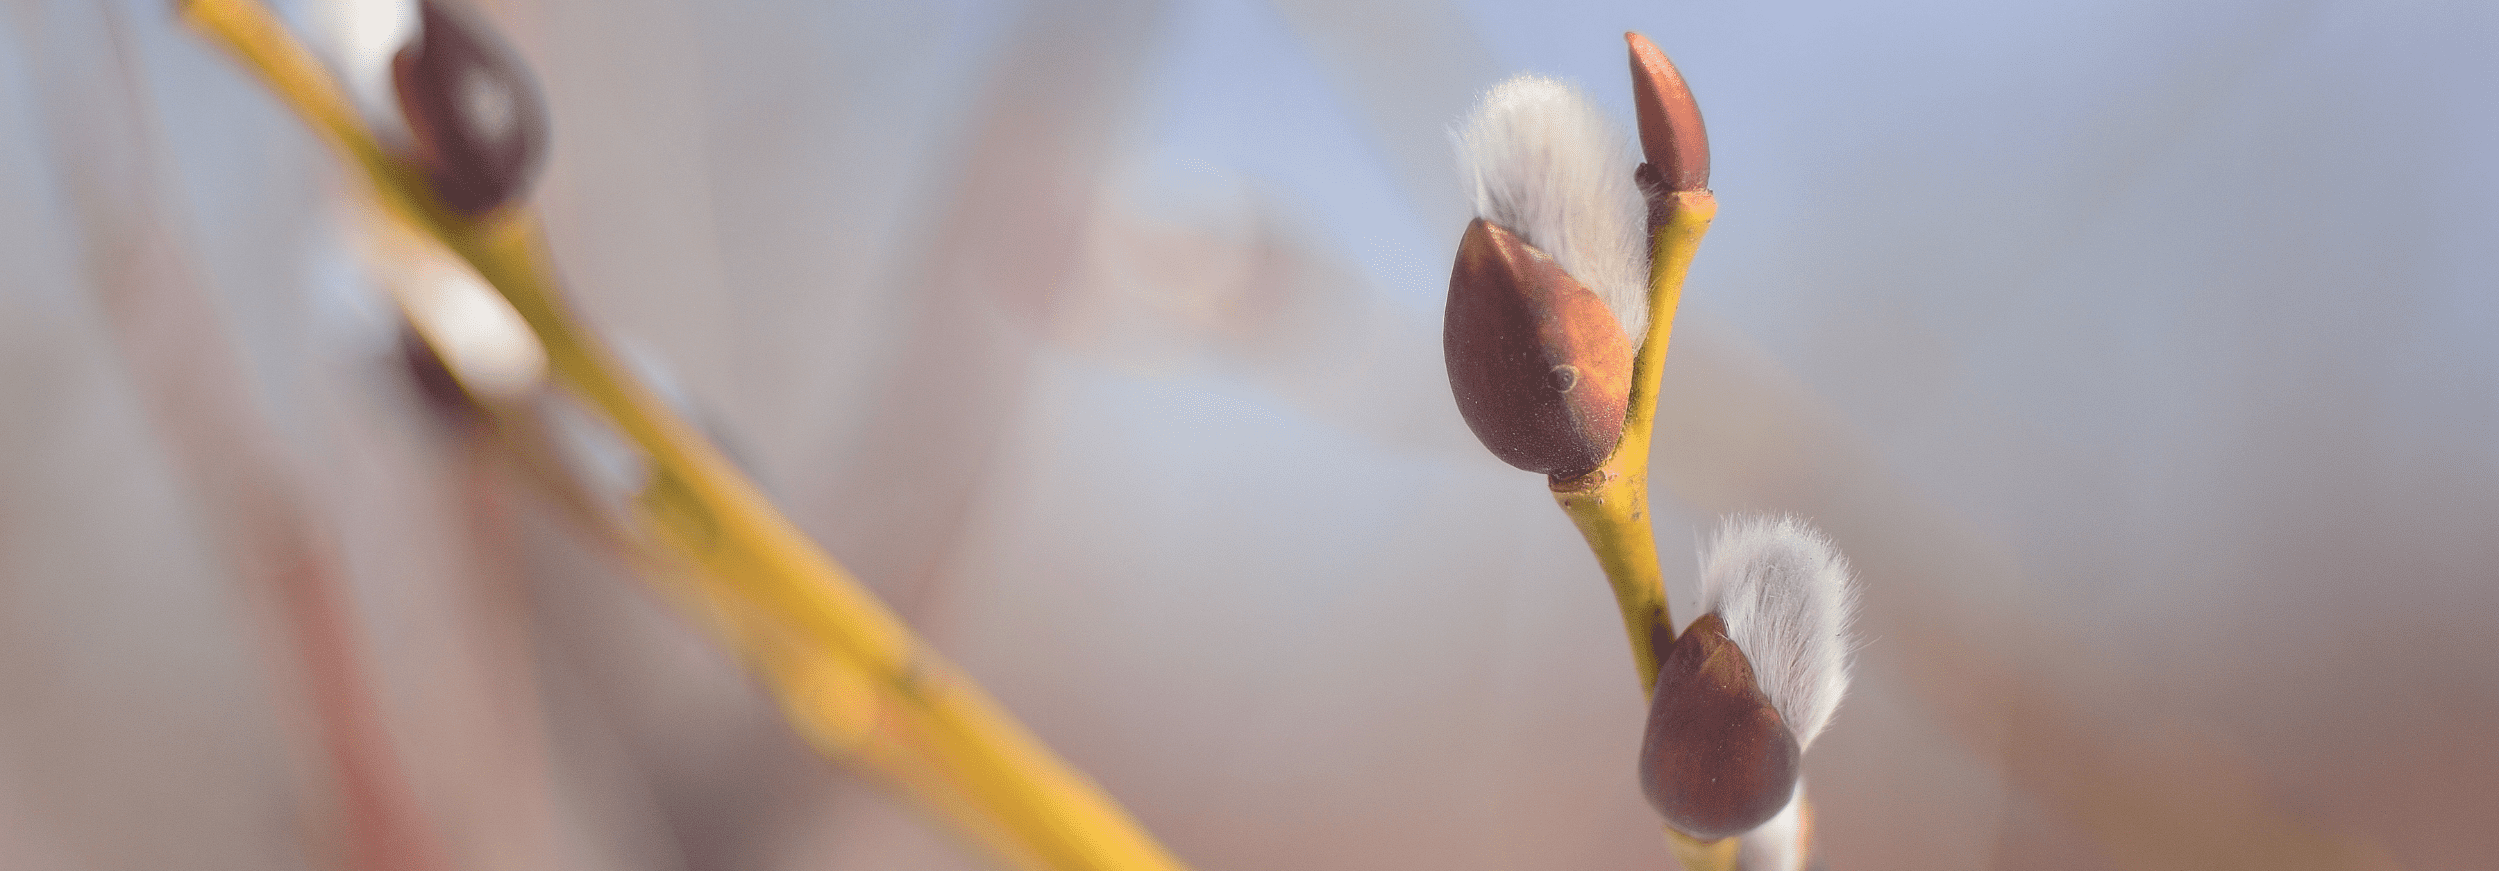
1552,191 -> 1717,690
181,4 -> 1190,870
1551,190 -> 1721,866
1669,831 -> 1742,871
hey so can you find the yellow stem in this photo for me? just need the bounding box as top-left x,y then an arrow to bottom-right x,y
1669,830 -> 1742,871
182,4 -> 1189,870
1552,191 -> 1716,690
1552,458 -> 1667,690
1552,191 -> 1722,867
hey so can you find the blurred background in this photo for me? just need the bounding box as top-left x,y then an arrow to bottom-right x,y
3,0 -> 2495,869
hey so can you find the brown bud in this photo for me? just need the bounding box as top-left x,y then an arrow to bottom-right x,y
393,0 -> 548,214
1626,32 -> 1709,193
1444,219 -> 1634,478
1640,613 -> 1801,840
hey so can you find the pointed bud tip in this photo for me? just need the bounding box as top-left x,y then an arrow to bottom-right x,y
1640,613 -> 1802,841
1626,32 -> 1709,192
1444,219 -> 1634,478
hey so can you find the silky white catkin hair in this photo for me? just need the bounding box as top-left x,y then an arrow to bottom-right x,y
1699,515 -> 1860,749
1454,75 -> 1653,342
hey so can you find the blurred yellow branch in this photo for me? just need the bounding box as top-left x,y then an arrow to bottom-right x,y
180,3 -> 1191,870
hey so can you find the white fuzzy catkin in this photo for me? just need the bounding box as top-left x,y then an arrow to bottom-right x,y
1454,75 -> 1653,342
1698,515 -> 1860,749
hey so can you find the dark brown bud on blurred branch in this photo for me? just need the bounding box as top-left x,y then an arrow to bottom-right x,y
1626,32 -> 1708,195
1640,613 -> 1802,841
1444,219 -> 1635,478
393,0 -> 548,215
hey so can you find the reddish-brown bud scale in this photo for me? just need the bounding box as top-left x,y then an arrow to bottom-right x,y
1444,219 -> 1635,478
1626,32 -> 1709,194
394,0 -> 548,214
1640,613 -> 1802,841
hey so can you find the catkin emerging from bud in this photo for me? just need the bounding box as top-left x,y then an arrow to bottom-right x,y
1453,75 -> 1652,341
1700,516 -> 1858,749
1640,518 -> 1858,841
1639,613 -> 1803,840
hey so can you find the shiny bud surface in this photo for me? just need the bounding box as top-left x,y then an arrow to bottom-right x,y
1640,613 -> 1802,841
1626,32 -> 1710,195
1444,219 -> 1635,478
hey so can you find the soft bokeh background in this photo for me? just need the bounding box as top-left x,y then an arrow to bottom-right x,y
3,0 -> 2495,869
